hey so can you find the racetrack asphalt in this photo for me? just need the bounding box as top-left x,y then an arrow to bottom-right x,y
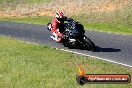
0,22 -> 132,67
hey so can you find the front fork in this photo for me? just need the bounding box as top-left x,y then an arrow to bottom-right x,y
77,35 -> 86,44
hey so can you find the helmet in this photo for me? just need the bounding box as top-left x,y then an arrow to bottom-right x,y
56,11 -> 64,22
56,11 -> 64,19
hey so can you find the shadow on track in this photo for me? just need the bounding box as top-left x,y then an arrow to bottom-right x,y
94,46 -> 121,52
68,46 -> 121,52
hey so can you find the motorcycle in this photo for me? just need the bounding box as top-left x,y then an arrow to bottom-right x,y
47,20 -> 96,51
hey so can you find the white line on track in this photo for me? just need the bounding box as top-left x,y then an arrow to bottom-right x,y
21,40 -> 132,68
55,48 -> 132,68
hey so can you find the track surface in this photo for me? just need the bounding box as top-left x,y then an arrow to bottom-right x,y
0,22 -> 132,67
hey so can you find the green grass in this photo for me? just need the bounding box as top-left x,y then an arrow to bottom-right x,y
71,11 -> 132,34
0,36 -> 132,88
0,16 -> 52,25
81,22 -> 132,34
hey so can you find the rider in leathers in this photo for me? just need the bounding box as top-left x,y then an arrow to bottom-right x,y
49,11 -> 73,42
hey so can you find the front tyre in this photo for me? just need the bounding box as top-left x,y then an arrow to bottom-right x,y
84,36 -> 96,51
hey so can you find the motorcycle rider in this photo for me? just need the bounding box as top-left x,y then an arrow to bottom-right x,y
49,11 -> 73,42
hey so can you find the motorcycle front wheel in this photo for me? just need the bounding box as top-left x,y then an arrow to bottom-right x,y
84,36 -> 96,51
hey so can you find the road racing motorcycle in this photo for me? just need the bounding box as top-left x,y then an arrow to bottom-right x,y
47,20 -> 96,51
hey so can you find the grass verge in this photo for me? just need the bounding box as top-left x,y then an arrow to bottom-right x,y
72,15 -> 132,34
0,36 -> 132,88
0,16 -> 52,25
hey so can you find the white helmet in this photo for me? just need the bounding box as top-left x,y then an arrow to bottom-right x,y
56,11 -> 64,19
